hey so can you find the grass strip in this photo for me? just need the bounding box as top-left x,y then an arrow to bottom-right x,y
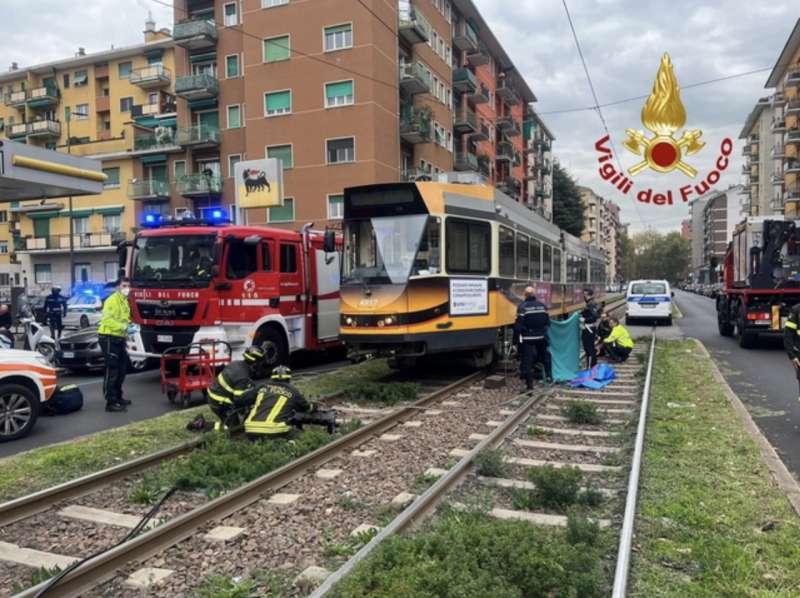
0,358 -> 390,502
630,340 -> 800,596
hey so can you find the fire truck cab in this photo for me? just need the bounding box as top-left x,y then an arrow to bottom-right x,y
124,218 -> 342,366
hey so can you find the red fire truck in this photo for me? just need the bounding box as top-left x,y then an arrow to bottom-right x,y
123,217 -> 342,367
716,217 -> 800,348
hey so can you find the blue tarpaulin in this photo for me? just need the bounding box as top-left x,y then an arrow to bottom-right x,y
569,364 -> 617,389
547,312 -> 581,382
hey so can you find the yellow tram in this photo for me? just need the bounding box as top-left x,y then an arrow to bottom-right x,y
340,180 -> 606,366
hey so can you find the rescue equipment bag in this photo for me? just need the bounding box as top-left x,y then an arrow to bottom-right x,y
43,384 -> 84,415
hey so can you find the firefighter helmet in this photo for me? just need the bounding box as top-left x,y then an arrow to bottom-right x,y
243,346 -> 265,363
271,365 -> 292,380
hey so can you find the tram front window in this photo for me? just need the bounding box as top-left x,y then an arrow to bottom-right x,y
344,215 -> 429,285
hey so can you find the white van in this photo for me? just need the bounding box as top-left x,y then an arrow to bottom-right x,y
626,280 -> 673,326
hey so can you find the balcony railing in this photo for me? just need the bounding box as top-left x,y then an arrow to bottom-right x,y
453,104 -> 477,133
401,168 -> 433,182
8,123 -> 27,138
174,17 -> 217,49
787,100 -> 800,114
21,231 -> 126,252
130,65 -> 172,88
399,106 -> 432,144
771,117 -> 787,132
4,90 -> 26,107
497,177 -> 521,198
134,128 -> 179,151
466,42 -> 490,67
454,150 -> 478,172
786,160 -> 800,174
176,174 -> 223,197
772,145 -> 785,159
399,61 -> 431,95
786,184 -> 800,201
128,179 -> 171,201
453,67 -> 477,93
132,99 -> 177,119
398,1 -> 430,45
453,21 -> 478,52
496,77 -> 520,106
496,141 -> 514,162
772,92 -> 785,106
786,67 -> 800,89
175,73 -> 219,100
466,82 -> 490,105
787,127 -> 800,144
477,154 -> 491,176
497,115 -> 520,136
471,122 -> 490,142
26,120 -> 61,139
27,85 -> 59,108
176,124 -> 220,147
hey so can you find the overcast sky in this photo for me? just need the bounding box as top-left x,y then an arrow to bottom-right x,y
0,0 -> 797,233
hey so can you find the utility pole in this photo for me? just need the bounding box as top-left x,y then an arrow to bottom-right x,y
66,111 -> 75,292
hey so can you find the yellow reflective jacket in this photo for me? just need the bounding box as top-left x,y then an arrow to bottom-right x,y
98,291 -> 131,337
604,324 -> 634,349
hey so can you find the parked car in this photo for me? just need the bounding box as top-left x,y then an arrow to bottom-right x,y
625,279 -> 674,326
56,326 -> 148,373
63,293 -> 104,330
0,348 -> 57,441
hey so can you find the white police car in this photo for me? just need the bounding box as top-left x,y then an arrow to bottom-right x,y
626,279 -> 673,326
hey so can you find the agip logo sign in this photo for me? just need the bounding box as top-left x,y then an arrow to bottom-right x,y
595,53 -> 733,206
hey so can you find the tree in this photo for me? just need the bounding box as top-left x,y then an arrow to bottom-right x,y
551,163 -> 584,237
617,232 -> 636,281
628,231 -> 690,284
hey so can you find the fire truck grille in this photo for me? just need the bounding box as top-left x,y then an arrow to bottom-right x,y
137,301 -> 198,321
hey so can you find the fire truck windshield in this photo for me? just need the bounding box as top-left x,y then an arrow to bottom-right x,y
132,234 -> 217,288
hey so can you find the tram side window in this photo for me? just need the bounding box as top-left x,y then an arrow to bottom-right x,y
516,234 -> 530,280
499,226 -> 515,277
580,257 -> 588,283
530,239 -> 541,280
226,241 -> 258,280
412,217 -> 441,276
542,244 -> 552,281
553,248 -> 562,283
446,218 -> 490,273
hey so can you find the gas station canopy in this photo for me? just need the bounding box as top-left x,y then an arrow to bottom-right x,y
0,139 -> 105,202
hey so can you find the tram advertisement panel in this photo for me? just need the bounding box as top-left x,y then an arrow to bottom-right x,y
449,279 -> 489,316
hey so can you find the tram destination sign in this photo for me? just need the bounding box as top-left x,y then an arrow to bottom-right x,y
450,279 -> 489,316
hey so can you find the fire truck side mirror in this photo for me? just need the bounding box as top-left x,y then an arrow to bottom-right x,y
323,230 -> 336,253
117,240 -> 131,274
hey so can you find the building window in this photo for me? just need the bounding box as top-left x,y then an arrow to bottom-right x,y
228,154 -> 241,177
223,2 -> 238,26
262,0 -> 289,7
75,104 -> 89,119
227,104 -> 241,128
102,167 -> 120,188
34,264 -> 52,284
119,97 -> 133,112
73,217 -> 89,234
325,80 -> 354,107
327,194 -> 344,219
0,241 -> 7,255
326,137 -> 355,164
174,160 -> 186,179
264,35 -> 290,63
103,214 -> 121,232
118,61 -> 132,79
225,54 -> 239,78
62,74 -> 70,88
0,273 -> 8,286
0,210 -> 7,223
267,144 -> 293,169
264,90 -> 291,116
269,197 -> 294,223
324,23 -> 352,51
73,70 -> 88,86
104,261 -> 118,282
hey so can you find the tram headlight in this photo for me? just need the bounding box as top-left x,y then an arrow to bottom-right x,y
384,316 -> 394,326
345,317 -> 354,326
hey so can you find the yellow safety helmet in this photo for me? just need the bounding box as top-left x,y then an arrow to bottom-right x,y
243,346 -> 265,363
271,365 -> 292,380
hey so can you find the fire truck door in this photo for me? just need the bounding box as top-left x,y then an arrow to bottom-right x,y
218,239 -> 262,330
279,241 -> 303,317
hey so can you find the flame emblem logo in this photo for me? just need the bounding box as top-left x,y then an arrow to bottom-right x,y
623,53 -> 704,177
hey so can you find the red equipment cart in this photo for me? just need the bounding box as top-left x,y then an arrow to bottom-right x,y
160,340 -> 231,408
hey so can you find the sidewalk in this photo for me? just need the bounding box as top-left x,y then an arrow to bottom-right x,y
630,339 -> 800,596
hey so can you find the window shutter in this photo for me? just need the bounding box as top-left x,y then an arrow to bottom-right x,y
266,91 -> 290,112
325,81 -> 353,99
264,37 -> 290,62
326,24 -> 351,35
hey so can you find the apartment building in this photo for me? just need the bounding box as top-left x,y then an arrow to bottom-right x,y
680,218 -> 691,241
576,186 -> 622,283
170,0 -> 541,227
0,18 -> 177,293
689,194 -> 709,283
701,186 -> 744,283
739,96 -> 776,216
764,18 -> 800,217
523,109 -> 555,221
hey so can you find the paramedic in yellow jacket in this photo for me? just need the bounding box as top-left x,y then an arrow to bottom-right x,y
98,278 -> 132,412
602,316 -> 635,363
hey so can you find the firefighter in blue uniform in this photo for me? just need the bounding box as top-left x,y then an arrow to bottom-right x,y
514,286 -> 551,391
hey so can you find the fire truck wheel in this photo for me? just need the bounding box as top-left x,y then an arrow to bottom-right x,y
255,327 -> 288,369
736,315 -> 757,349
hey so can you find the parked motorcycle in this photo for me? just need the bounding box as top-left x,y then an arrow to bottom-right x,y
20,317 -> 56,361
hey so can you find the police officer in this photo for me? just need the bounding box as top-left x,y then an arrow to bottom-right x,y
207,346 -> 268,431
581,288 -> 601,368
783,303 -> 800,399
244,366 -> 312,438
44,286 -> 67,339
514,286 -> 551,391
98,278 -> 132,412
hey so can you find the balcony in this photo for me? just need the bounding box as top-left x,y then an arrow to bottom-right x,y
786,184 -> 800,201
130,65 -> 171,89
174,18 -> 217,50
771,172 -> 784,184
20,231 -> 127,253
771,117 -> 787,132
453,105 -> 477,134
26,120 -> 61,140
466,82 -> 490,105
132,97 -> 177,119
497,177 -> 521,198
27,85 -> 59,109
477,153 -> 491,176
402,168 -> 433,182
466,42 -> 490,67
134,128 -> 179,152
453,67 -> 477,93
95,95 -> 110,112
453,21 -> 478,52
128,179 -> 171,202
4,90 -> 26,108
787,100 -> 800,115
772,92 -> 786,106
399,106 -> 432,144
786,67 -> 800,90
786,160 -> 800,174
496,77 -> 520,106
787,128 -> 800,145
497,115 -> 520,136
175,73 -> 219,100
8,123 -> 28,138
540,160 -> 552,175
177,173 -> 223,197
398,1 -> 430,45
454,150 -> 478,172
399,62 -> 431,95
176,124 -> 220,148
496,141 -> 514,162
470,122 -> 490,142
772,144 -> 785,159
